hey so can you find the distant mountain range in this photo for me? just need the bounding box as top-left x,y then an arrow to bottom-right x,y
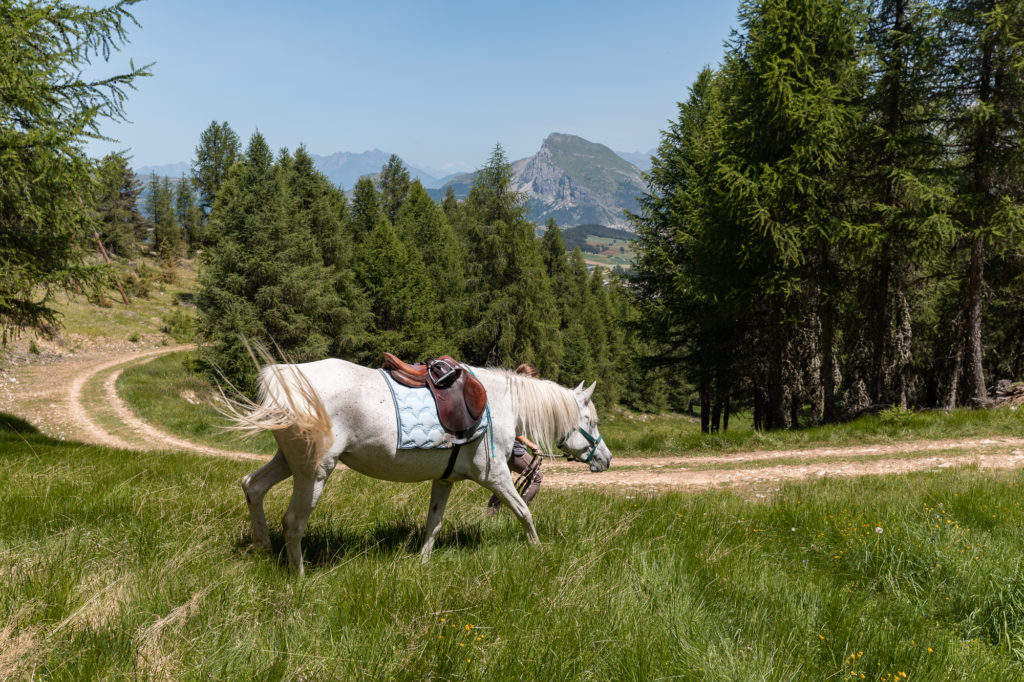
135,135 -> 652,229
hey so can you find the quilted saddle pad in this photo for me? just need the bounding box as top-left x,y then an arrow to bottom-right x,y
379,369 -> 489,450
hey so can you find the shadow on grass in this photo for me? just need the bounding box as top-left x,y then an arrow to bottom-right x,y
0,412 -> 40,434
236,519 -> 489,569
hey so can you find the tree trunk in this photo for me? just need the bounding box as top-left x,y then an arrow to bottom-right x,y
965,236 -> 987,405
723,395 -> 731,432
700,390 -> 711,433
711,398 -> 722,433
821,295 -> 836,422
770,306 -> 786,429
753,387 -> 763,431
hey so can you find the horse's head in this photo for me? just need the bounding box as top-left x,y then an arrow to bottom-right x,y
558,381 -> 612,473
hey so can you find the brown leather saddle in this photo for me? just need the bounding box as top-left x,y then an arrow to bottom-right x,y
382,353 -> 487,436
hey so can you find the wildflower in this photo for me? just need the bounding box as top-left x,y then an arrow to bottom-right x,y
818,635 -> 825,640
875,527 -> 883,534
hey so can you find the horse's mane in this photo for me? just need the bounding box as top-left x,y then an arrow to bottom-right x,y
473,368 -> 579,451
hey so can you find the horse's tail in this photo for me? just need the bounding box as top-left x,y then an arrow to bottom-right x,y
215,341 -> 334,474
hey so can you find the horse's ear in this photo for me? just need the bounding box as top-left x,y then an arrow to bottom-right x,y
575,381 -> 585,392
583,381 -> 596,402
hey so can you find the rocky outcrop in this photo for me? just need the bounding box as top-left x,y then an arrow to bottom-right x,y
433,133 -> 646,229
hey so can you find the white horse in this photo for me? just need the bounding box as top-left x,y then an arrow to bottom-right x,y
224,357 -> 613,575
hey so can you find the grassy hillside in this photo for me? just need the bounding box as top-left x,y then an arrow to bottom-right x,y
4,419 -> 1024,679
560,224 -> 636,269
25,258 -> 199,351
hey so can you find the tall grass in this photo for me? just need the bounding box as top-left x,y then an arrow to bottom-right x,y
3,416 -> 1024,679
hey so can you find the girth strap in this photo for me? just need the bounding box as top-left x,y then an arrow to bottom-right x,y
441,443 -> 462,480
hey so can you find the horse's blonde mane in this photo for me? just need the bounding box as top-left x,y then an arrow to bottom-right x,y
473,368 -> 579,452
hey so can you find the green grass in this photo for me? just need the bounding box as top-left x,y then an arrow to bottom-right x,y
116,350 -> 276,455
4,416 -> 1024,679
602,407 -> 1024,458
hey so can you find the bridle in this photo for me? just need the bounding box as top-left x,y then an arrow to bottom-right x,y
559,426 -> 603,464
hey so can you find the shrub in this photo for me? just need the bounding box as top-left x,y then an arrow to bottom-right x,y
161,308 -> 196,343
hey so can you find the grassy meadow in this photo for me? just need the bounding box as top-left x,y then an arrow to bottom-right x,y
3,415 -> 1024,679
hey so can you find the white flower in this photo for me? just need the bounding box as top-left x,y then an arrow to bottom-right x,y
875,526 -> 884,534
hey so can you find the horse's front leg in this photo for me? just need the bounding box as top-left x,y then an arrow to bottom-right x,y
420,479 -> 453,563
483,474 -> 540,546
242,449 -> 292,550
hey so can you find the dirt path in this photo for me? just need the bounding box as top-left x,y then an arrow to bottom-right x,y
4,344 -> 1024,491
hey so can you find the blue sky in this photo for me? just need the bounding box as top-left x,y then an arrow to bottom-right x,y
86,1 -> 739,175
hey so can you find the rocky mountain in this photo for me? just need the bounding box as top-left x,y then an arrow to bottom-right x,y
431,133 -> 646,229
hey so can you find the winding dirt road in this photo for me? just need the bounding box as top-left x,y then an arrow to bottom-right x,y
3,343 -> 1024,492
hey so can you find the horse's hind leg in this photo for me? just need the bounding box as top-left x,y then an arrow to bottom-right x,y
420,480 -> 453,563
282,458 -> 337,577
242,449 -> 292,550
483,477 -> 540,545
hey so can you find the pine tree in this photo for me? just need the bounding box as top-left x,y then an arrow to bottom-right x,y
197,134 -> 349,390
354,218 -> 442,362
461,145 -> 561,374
191,121 -> 240,219
441,186 -> 461,223
395,181 -> 466,349
540,219 -> 575,327
350,176 -> 383,241
93,152 -> 145,257
0,0 -> 149,338
378,154 -> 411,225
285,146 -> 370,357
145,174 -> 182,258
174,175 -> 203,251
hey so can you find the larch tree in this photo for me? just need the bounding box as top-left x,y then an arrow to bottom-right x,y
943,0 -> 1024,405
0,0 -> 149,339
715,0 -> 863,427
